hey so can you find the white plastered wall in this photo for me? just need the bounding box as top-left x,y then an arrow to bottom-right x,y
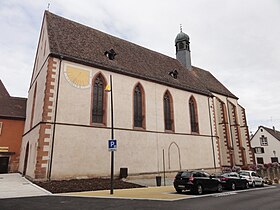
49,60 -> 218,179
19,17 -> 51,175
251,128 -> 280,164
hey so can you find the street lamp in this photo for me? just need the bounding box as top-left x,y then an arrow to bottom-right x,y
105,75 -> 115,195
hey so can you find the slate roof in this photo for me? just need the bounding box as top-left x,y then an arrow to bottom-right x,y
262,126 -> 280,141
45,11 -> 237,99
0,80 -> 26,119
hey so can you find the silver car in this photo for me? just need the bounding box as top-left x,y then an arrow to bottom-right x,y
239,170 -> 264,187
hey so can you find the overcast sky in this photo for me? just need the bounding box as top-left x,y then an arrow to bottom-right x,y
0,0 -> 279,133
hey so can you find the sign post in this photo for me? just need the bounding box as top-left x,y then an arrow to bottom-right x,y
106,75 -> 115,195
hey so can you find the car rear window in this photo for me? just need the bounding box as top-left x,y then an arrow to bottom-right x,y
180,172 -> 192,178
239,172 -> 250,176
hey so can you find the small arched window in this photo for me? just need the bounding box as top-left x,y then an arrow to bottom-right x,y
189,96 -> 199,133
133,83 -> 145,128
164,91 -> 174,131
92,74 -> 106,124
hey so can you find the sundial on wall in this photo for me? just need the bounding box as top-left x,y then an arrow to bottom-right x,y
64,66 -> 91,88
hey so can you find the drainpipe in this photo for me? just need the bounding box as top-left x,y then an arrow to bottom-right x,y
208,97 -> 216,170
47,56 -> 63,180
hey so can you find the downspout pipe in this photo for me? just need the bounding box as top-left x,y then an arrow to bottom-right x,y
208,97 -> 216,170
47,56 -> 63,180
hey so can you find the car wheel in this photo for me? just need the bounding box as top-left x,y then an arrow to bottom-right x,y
230,182 -> 236,190
252,182 -> 256,188
217,183 -> 223,193
261,181 -> 264,187
196,184 -> 203,195
176,188 -> 182,193
244,182 -> 249,189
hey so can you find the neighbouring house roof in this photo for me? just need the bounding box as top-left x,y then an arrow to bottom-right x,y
0,80 -> 26,119
261,126 -> 280,141
45,11 -> 237,99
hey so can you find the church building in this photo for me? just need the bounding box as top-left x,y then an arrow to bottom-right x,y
19,11 -> 254,180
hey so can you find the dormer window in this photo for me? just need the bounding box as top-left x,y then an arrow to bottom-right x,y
104,49 -> 117,60
168,70 -> 178,79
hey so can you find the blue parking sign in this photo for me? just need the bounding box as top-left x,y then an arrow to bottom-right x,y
108,139 -> 117,151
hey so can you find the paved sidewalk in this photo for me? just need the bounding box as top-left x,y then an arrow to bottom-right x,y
61,178 -> 183,201
0,173 -> 51,199
61,185 -> 191,201
126,177 -> 174,187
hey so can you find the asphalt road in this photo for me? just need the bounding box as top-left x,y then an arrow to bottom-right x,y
1,185 -> 279,210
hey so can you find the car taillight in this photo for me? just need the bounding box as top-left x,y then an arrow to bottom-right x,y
189,176 -> 194,182
221,177 -> 229,181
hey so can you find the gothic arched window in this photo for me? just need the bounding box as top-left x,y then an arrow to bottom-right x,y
189,96 -> 199,133
133,83 -> 145,128
164,91 -> 174,131
92,74 -> 106,124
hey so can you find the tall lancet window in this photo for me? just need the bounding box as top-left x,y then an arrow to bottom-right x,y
133,83 -> 145,128
164,91 -> 174,131
189,96 -> 199,133
92,74 -> 106,124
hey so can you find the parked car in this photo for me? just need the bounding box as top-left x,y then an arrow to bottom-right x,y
218,172 -> 249,190
263,177 -> 273,185
173,170 -> 223,195
238,170 -> 264,187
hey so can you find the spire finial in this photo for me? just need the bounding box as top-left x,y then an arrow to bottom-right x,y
180,24 -> 182,32
47,3 -> 50,11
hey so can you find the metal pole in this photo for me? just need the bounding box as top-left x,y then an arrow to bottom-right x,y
163,149 -> 166,186
110,75 -> 114,195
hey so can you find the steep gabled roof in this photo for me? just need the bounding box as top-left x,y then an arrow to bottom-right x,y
0,80 -> 26,119
45,11 -> 212,96
191,67 -> 237,99
261,126 -> 280,141
44,11 -> 237,98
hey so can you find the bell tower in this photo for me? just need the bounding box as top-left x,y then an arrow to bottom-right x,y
175,26 -> 192,70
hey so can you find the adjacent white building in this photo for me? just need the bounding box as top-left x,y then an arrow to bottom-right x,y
251,126 -> 280,164
18,11 -> 254,180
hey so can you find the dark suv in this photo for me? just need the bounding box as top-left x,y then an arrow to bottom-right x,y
173,170 -> 223,195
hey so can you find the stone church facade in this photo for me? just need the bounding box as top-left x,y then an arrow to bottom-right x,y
19,11 -> 254,180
